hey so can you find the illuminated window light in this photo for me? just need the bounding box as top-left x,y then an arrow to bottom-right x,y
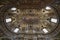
25,30 -> 28,33
51,18 -> 57,23
14,28 -> 19,33
45,6 -> 51,10
43,28 -> 48,33
11,7 -> 17,11
6,18 -> 12,23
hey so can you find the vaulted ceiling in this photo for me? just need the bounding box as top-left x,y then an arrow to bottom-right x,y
0,0 -> 60,40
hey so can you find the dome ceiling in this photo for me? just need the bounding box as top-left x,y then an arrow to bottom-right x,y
0,0 -> 60,40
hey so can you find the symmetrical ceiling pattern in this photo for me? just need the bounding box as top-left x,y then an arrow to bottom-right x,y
4,7 -> 59,34
0,0 -> 60,40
